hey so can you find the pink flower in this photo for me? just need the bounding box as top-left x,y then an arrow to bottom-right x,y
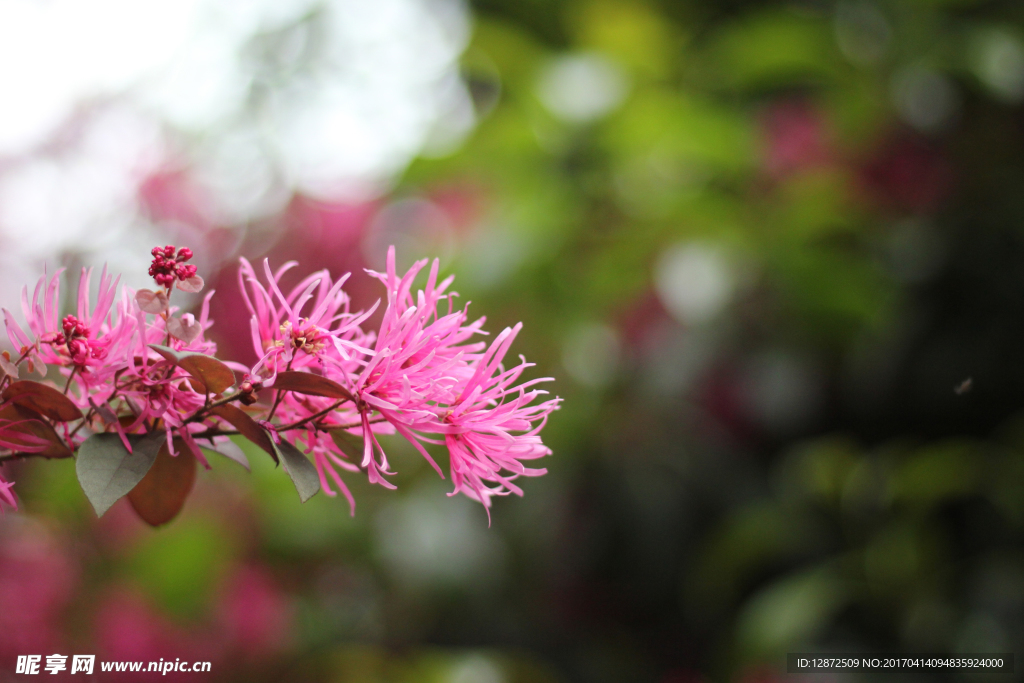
4,266 -> 134,390
350,251 -> 486,483
239,257 -> 383,511
354,249 -> 559,515
118,289 -> 219,439
0,473 -> 16,511
441,324 -> 559,511
244,246 -> 561,516
1,254 -> 223,457
239,257 -> 375,382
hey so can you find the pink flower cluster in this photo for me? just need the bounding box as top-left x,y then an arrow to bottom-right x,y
240,246 -> 560,516
1,257 -> 219,506
0,245 -> 560,519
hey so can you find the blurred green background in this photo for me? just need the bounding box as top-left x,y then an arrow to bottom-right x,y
4,0 -> 1024,681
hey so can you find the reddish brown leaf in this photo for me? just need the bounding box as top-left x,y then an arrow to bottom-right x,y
128,437 -> 196,526
3,380 -> 83,421
210,404 -> 277,464
149,345 -> 235,394
0,404 -> 72,458
272,371 -> 353,400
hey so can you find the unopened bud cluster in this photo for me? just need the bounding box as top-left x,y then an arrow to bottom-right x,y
238,378 -> 261,406
60,315 -> 91,365
149,245 -> 197,288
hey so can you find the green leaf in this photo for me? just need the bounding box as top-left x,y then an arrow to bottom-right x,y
148,345 -> 235,394
210,404 -> 277,464
126,519 -> 231,622
199,442 -> 250,471
2,380 -> 84,421
272,371 -> 353,400
893,441 -> 979,507
736,567 -> 849,655
76,432 -> 165,517
273,439 -> 321,503
128,438 -> 196,527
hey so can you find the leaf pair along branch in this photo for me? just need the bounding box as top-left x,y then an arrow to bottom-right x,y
72,351 -> 362,515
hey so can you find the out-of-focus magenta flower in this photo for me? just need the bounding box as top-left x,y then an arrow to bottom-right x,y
0,519 -> 78,660
761,100 -> 834,179
217,564 -> 292,659
94,589 -> 207,681
859,133 -> 953,213
138,168 -> 215,230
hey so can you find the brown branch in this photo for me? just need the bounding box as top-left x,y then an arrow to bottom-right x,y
0,450 -> 49,464
190,428 -> 241,440
184,390 -> 247,425
277,397 -> 349,431
189,415 -> 384,442
63,366 -> 78,394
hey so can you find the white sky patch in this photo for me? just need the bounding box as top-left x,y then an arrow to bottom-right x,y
0,0 -> 199,153
0,0 -> 471,306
